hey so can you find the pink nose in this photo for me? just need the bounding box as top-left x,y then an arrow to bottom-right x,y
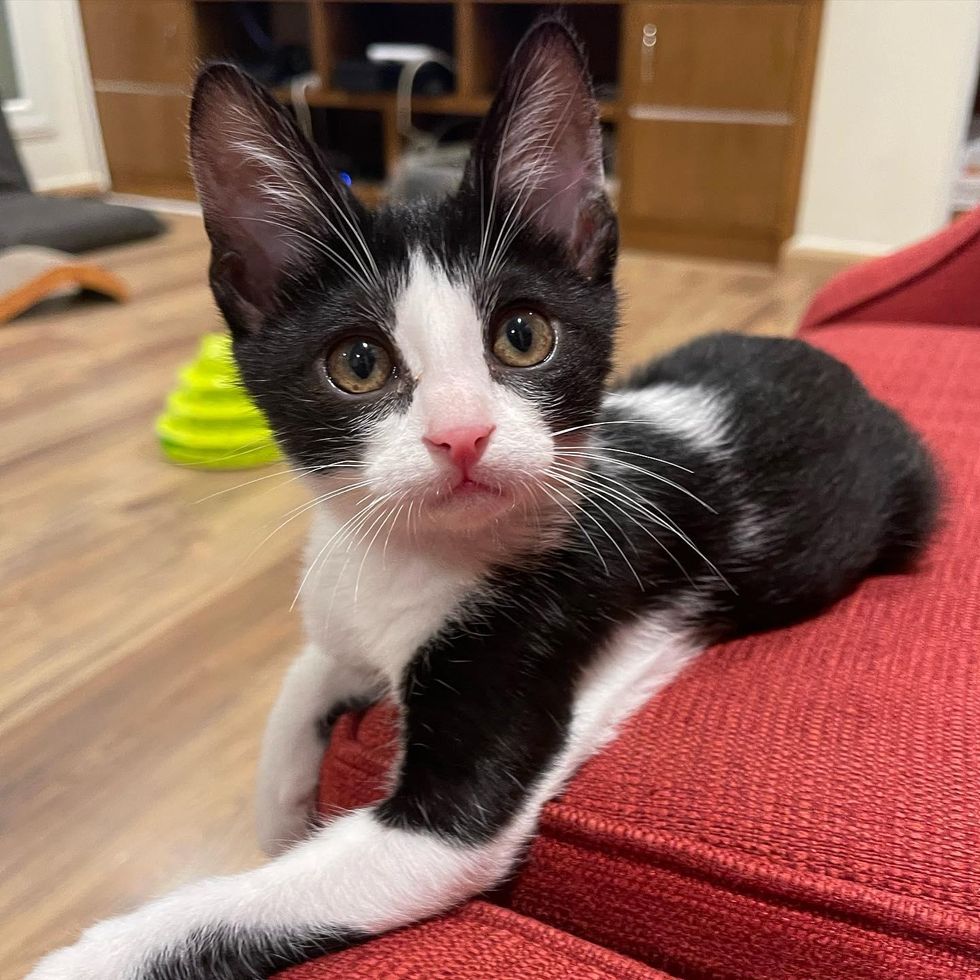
423,424 -> 495,472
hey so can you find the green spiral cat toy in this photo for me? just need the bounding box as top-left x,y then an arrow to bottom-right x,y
156,332 -> 281,469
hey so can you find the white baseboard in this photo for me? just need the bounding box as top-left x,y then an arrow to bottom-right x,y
784,235 -> 893,261
34,171 -> 110,195
780,235 -> 891,278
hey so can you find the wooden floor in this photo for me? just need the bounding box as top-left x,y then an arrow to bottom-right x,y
0,214 -> 826,974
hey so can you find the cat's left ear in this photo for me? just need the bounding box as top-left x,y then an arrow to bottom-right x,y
461,17 -> 616,281
189,63 -> 367,335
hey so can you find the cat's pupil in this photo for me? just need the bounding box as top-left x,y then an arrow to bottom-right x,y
507,317 -> 533,353
347,341 -> 376,380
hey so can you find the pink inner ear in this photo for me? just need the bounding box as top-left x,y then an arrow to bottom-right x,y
505,109 -> 610,276
196,124 -> 311,317
534,154 -> 594,243
485,29 -> 609,274
223,187 -> 303,313
191,67 -> 334,321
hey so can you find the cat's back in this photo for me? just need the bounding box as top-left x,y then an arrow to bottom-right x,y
610,332 -> 914,466
616,332 -> 855,420
604,333 -> 887,486
601,332 -> 938,632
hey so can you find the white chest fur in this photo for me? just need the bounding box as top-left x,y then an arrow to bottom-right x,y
300,507 -> 489,685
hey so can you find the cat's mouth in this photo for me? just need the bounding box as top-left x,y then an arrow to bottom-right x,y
452,478 -> 501,497
435,477 -> 504,504
427,475 -> 511,520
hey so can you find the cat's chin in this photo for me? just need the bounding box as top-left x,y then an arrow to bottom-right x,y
427,480 -> 512,531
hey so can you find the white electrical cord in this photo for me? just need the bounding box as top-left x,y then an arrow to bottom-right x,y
395,52 -> 454,149
290,71 -> 321,142
288,52 -> 452,149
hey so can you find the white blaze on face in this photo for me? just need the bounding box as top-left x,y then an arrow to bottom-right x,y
394,252 -> 493,429
362,252 -> 555,526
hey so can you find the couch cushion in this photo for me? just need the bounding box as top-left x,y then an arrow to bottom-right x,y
318,322 -> 980,977
277,901 -> 672,979
800,207 -> 980,331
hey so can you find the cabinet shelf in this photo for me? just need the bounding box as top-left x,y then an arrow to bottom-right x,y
275,86 -> 620,121
80,0 -> 822,262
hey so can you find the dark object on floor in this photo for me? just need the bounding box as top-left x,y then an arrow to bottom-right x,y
0,191 -> 164,252
0,89 -> 164,252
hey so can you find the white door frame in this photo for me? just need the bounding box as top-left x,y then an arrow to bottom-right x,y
2,0 -> 108,192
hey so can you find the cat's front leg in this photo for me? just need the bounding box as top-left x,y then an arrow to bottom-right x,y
25,804 -> 512,980
28,628 -> 578,979
256,642 -> 383,855
28,607 -> 698,979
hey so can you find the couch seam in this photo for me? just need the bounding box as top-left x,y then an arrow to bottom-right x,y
535,806 -> 980,961
465,902 -> 667,978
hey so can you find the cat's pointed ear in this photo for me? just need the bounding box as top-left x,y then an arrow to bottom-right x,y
462,18 -> 616,280
189,64 -> 360,334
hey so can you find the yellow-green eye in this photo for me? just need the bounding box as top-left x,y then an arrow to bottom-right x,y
324,338 -> 393,394
492,309 -> 555,368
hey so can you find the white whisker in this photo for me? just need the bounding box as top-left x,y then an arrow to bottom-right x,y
557,451 -> 716,513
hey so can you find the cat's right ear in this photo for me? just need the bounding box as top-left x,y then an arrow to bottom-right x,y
460,18 -> 616,281
190,64 -> 360,335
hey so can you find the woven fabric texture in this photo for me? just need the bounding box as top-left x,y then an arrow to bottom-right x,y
277,901 -> 670,979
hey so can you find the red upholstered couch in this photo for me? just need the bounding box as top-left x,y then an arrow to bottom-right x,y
284,210 -> 980,978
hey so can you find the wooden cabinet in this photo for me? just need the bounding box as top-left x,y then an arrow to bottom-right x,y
79,0 -> 197,86
78,0 -> 821,261
623,121 -> 790,257
79,0 -> 198,199
619,0 -> 822,261
623,1 -> 804,112
93,92 -> 195,199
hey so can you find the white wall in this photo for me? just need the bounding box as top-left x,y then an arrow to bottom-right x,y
791,0 -> 980,258
3,0 -> 108,192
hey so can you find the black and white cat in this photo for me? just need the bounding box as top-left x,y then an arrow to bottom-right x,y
29,18 -> 937,980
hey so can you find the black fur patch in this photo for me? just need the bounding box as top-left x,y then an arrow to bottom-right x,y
141,925 -> 365,980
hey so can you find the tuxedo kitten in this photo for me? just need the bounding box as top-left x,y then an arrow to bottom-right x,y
28,18 -> 937,980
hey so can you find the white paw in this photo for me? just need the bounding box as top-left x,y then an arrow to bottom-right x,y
26,945 -> 94,980
25,874 -> 238,980
255,774 -> 319,856
255,709 -> 325,856
255,643 -> 368,856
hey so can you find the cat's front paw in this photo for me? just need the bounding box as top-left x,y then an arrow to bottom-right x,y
26,945 -> 108,980
255,774 -> 319,856
26,882 -> 234,980
255,707 -> 329,856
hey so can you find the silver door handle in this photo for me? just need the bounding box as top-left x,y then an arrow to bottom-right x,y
641,23 -> 657,84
